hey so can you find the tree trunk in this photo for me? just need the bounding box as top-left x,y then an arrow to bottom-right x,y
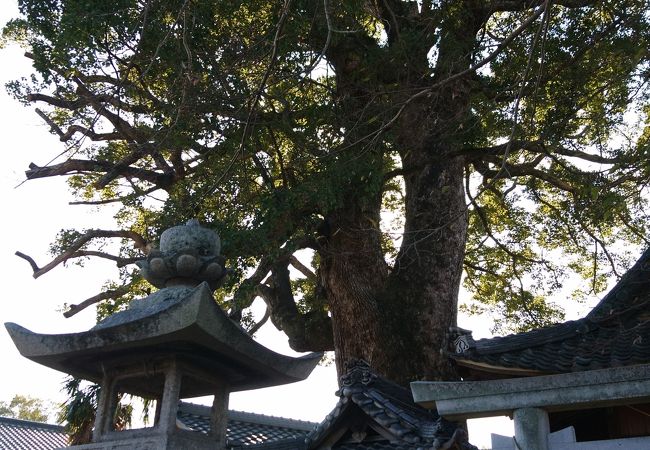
379,155 -> 468,384
319,152 -> 468,385
318,8 -> 474,384
319,193 -> 389,375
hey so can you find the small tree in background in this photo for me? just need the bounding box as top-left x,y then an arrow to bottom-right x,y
0,394 -> 51,422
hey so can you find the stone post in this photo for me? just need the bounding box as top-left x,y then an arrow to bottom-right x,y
210,384 -> 230,449
513,407 -> 549,450
93,375 -> 116,442
158,363 -> 183,435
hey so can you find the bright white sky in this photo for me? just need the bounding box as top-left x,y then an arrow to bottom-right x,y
0,1 -> 612,448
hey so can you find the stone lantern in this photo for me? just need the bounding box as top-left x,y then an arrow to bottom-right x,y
5,220 -> 321,449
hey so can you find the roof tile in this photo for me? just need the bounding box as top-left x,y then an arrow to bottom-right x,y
0,417 -> 67,450
452,248 -> 650,376
305,360 -> 477,450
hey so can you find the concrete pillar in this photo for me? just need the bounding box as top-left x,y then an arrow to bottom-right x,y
153,397 -> 163,426
93,375 -> 116,442
158,364 -> 183,435
210,384 -> 230,449
514,407 -> 549,450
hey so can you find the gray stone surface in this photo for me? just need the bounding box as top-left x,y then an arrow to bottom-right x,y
94,286 -> 194,329
137,220 -> 226,289
7,220 -> 322,450
160,219 -> 220,255
59,429 -> 222,450
513,408 -> 549,450
6,283 -> 322,395
411,363 -> 650,420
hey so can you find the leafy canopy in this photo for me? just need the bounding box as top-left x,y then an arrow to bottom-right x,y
4,0 -> 650,334
0,394 -> 51,422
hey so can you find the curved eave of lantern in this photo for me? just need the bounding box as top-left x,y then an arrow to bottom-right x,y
5,283 -> 322,396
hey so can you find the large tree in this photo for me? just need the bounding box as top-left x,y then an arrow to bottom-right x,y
4,0 -> 649,385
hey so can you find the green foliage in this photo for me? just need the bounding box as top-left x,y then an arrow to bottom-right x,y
58,377 -> 134,445
0,395 -> 51,422
4,0 -> 650,336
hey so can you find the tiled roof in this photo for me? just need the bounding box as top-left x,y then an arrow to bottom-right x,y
0,417 -> 67,450
306,360 -> 477,450
241,438 -> 307,449
0,404 -> 316,450
176,402 -> 316,447
452,247 -> 650,376
334,443 -> 422,450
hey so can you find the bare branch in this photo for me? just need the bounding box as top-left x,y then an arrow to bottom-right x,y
16,229 -> 148,279
70,250 -> 141,267
73,78 -> 145,142
25,160 -> 174,189
27,91 -> 149,114
35,108 -> 65,137
14,251 -> 39,273
63,284 -> 134,318
59,125 -> 122,143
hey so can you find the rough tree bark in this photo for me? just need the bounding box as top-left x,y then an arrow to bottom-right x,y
316,2 -> 478,385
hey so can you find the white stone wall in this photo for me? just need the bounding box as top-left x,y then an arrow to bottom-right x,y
491,427 -> 650,450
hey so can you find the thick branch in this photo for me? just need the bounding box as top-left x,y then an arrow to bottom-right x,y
37,106 -> 121,143
27,92 -> 149,114
16,229 -> 147,279
231,256 -> 275,317
72,76 -> 149,143
230,236 -> 319,317
348,5 -> 547,148
289,255 -> 316,281
260,259 -> 333,352
25,160 -> 174,189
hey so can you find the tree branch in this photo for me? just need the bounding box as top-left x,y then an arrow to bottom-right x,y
27,91 -> 149,114
68,186 -> 162,205
261,258 -> 333,352
473,158 -> 576,193
290,255 -> 316,281
458,140 -> 621,165
63,283 -> 135,318
16,229 -> 147,279
25,160 -> 174,189
69,250 -> 141,268
488,0 -> 597,13
246,306 -> 271,335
